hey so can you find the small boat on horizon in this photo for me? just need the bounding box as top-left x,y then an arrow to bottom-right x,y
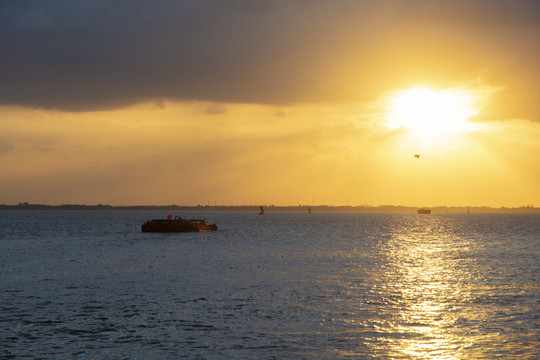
141,215 -> 218,233
417,208 -> 431,214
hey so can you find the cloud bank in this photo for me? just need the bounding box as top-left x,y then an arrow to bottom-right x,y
1,0 -> 539,120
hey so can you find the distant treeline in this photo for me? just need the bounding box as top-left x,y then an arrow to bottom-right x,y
1,203 -> 539,213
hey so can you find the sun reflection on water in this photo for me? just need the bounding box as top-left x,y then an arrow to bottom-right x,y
376,216 -> 477,359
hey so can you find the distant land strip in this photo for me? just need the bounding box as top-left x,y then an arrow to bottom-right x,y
1,203 -> 539,213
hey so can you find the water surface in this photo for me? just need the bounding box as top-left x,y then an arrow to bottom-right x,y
1,210 -> 538,359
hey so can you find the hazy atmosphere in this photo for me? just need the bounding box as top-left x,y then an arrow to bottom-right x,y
2,0 -> 540,207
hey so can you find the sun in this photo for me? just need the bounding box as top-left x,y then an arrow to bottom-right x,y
385,87 -> 478,139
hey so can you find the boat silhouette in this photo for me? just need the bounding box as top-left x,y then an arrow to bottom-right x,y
141,216 -> 218,232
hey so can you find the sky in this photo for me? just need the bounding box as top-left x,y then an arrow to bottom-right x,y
1,0 -> 540,207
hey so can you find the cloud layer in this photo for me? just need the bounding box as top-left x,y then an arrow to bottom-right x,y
1,0 -> 539,120
2,99 -> 540,207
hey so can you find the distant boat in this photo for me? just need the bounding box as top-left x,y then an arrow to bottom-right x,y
141,216 -> 217,233
308,206 -> 312,214
259,206 -> 264,215
417,208 -> 431,214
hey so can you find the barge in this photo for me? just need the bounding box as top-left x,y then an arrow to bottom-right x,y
141,216 -> 218,233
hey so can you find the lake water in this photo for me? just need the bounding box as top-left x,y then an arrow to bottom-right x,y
1,210 -> 539,359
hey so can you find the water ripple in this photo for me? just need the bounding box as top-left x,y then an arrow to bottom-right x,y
0,211 -> 538,359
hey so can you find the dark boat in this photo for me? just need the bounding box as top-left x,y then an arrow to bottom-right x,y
141,216 -> 218,233
417,208 -> 431,214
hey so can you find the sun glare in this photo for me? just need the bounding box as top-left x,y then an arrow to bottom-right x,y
385,87 -> 478,138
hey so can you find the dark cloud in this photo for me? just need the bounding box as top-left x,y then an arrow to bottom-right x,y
1,0 -> 539,119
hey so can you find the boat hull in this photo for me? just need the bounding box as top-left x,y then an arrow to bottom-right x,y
141,218 -> 218,233
142,223 -> 197,232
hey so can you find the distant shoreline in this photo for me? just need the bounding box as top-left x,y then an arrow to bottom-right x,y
1,203 -> 539,213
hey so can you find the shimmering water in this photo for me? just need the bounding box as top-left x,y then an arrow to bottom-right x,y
1,210 -> 539,359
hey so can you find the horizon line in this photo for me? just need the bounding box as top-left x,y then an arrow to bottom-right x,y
2,203 -> 538,212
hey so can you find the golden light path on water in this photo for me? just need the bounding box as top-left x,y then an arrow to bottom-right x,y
388,239 -> 467,359
372,215 -> 486,359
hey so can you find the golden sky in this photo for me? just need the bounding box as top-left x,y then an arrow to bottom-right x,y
1,1 -> 539,207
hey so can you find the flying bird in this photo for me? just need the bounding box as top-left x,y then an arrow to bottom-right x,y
414,154 -> 421,158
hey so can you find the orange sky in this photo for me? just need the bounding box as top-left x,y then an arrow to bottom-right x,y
1,1 -> 539,207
